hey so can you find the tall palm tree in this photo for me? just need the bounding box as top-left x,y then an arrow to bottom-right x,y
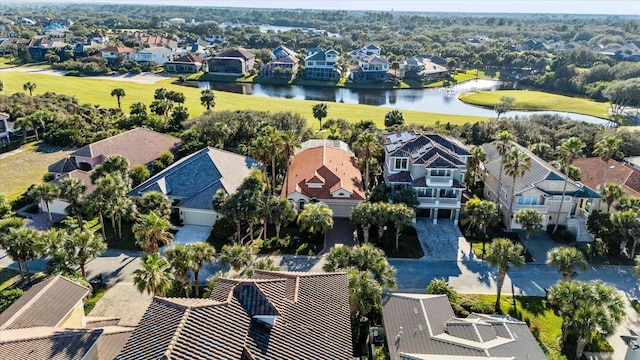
165,244 -> 193,297
484,238 -> 524,313
297,202 -> 334,236
133,211 -> 173,254
465,145 -> 487,190
387,203 -> 414,251
110,88 -> 126,109
279,130 -> 300,195
7,227 -> 43,283
312,102 -> 328,129
0,218 -> 27,279
200,89 -> 216,110
219,244 -> 256,273
601,182 -> 624,212
263,126 -> 284,195
350,202 -> 376,243
270,196 -> 297,240
354,133 -> 382,198
514,209 -> 543,254
134,254 -> 174,297
29,182 -> 59,224
323,243 -> 397,289
69,228 -> 107,280
612,210 -> 640,257
59,178 -> 86,228
528,142 -> 554,162
547,280 -> 625,360
503,148 -> 532,230
594,136 -> 621,193
553,138 -> 585,233
495,131 -> 512,207
23,81 -> 37,96
187,242 -> 216,297
547,247 -> 588,281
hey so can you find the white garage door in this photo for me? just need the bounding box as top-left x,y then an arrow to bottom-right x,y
181,209 -> 217,227
329,203 -> 357,218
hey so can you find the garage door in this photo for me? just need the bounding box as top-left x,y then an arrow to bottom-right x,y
181,209 -> 217,227
329,203 -> 357,218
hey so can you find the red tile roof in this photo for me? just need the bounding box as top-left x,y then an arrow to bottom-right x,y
169,53 -> 203,63
282,146 -> 365,200
573,157 -> 640,198
103,46 -> 135,53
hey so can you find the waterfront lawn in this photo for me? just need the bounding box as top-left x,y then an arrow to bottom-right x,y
0,142 -> 72,201
0,71 -> 488,129
459,90 -> 611,119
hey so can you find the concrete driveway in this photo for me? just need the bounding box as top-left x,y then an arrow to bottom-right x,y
414,219 -> 465,261
171,225 -> 212,246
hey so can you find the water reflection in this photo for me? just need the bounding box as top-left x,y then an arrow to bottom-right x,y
199,80 -> 609,125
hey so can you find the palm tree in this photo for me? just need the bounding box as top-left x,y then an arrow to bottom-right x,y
484,238 -> 524,313
134,254 -> 175,297
553,138 -> 585,234
0,218 -> 27,279
547,247 -> 588,281
110,88 -> 126,109
270,196 -> 297,240
312,102 -> 328,129
165,244 -> 193,297
514,209 -> 543,254
503,148 -> 531,230
200,89 -> 215,110
594,136 -> 621,193
528,142 -> 554,161
58,178 -> 86,228
464,197 -> 500,244
547,280 -> 625,359
323,243 -> 397,289
350,202 -> 376,243
279,130 -> 300,195
187,243 -> 216,297
387,203 -> 414,251
263,126 -> 284,195
465,145 -> 487,190
601,182 -> 624,212
612,210 -> 640,257
219,244 -> 256,273
133,211 -> 173,253
495,131 -> 512,206
136,191 -> 172,218
297,202 -> 334,236
29,182 -> 59,224
69,228 -> 107,280
7,227 -> 43,283
91,154 -> 130,183
354,133 -> 382,198
23,81 -> 36,96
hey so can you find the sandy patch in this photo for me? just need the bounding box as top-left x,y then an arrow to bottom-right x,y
0,66 -> 172,85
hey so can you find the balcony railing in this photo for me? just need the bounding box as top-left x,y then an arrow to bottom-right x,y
426,177 -> 453,187
418,197 -> 460,208
513,204 -> 549,213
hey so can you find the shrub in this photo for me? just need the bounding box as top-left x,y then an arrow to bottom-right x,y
0,288 -> 24,313
295,243 -> 308,255
426,278 -> 459,302
64,70 -> 81,76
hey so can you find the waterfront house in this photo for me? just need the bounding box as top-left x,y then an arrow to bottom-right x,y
135,46 -> 173,65
304,48 -> 341,81
208,47 -> 255,75
164,53 -> 204,73
349,54 -> 390,82
259,45 -> 299,79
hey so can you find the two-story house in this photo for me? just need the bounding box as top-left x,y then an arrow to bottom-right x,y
349,54 -> 390,82
259,45 -> 299,79
135,46 -> 173,65
304,48 -> 341,81
101,46 -> 136,63
483,141 -> 602,239
349,44 -> 381,61
384,131 -> 470,225
164,53 -> 204,73
207,47 -> 255,75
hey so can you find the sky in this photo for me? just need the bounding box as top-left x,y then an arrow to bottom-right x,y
13,0 -> 640,16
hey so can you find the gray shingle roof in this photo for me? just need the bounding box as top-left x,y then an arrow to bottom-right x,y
381,293 -> 546,360
386,132 -> 469,163
129,147 -> 260,211
482,141 -> 602,199
117,271 -> 352,360
0,327 -> 103,360
0,276 -> 89,330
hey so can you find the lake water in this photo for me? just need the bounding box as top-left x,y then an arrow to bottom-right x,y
199,79 -> 611,126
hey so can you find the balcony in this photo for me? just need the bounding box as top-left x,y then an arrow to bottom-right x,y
418,197 -> 460,208
513,204 -> 549,213
426,177 -> 453,187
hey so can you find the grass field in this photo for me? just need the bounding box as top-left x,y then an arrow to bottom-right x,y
0,70 -> 488,129
0,268 -> 21,291
459,90 -> 611,119
0,142 -> 72,201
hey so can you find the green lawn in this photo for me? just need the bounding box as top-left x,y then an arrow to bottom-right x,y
458,90 -> 611,119
0,268 -> 21,291
0,70 -> 487,129
0,142 -> 72,201
84,283 -> 108,314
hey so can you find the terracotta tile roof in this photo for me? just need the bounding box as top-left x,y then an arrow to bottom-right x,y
70,128 -> 180,169
0,327 -> 103,360
0,276 -> 89,330
103,46 -> 135,53
282,145 -> 365,201
381,293 -> 546,359
573,157 -> 640,198
169,53 -> 203,63
117,271 -> 352,360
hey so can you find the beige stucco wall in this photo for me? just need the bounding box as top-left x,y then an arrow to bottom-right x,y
58,301 -> 85,329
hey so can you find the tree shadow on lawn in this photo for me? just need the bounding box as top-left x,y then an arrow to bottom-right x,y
36,142 -> 71,154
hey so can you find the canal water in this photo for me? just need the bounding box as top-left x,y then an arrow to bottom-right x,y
199,79 -> 610,126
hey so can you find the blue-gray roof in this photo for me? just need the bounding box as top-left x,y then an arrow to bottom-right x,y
129,147 -> 260,211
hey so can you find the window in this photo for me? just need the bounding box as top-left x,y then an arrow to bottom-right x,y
394,158 -> 408,170
299,200 -> 305,211
307,61 -> 314,66
517,195 -> 539,205
430,169 -> 451,177
548,195 -> 571,202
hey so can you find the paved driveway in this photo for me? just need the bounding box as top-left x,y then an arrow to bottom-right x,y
323,219 -> 357,254
414,219 -> 465,261
171,225 -> 212,246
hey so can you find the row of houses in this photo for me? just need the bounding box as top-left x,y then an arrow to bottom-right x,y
0,272 -> 546,359
520,39 -> 640,61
